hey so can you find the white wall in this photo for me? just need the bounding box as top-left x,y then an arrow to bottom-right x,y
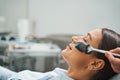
0,0 -> 28,33
29,0 -> 120,36
0,0 -> 120,35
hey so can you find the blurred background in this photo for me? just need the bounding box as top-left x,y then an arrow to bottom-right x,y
0,0 -> 120,72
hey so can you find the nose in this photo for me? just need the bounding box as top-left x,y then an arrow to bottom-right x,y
72,36 -> 84,43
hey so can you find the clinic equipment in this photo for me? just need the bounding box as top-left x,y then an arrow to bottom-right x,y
75,42 -> 120,57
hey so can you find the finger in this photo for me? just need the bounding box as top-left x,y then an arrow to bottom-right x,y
105,51 -> 115,62
110,48 -> 120,54
112,65 -> 120,74
106,52 -> 120,65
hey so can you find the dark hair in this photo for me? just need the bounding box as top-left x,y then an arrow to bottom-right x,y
91,28 -> 120,80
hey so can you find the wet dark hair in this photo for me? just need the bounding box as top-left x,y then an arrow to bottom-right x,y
91,28 -> 120,80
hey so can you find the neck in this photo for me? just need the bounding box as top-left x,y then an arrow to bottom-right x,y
67,67 -> 92,80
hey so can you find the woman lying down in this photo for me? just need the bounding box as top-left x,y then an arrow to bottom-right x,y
0,28 -> 120,80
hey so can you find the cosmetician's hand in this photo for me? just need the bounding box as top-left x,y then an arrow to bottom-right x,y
105,48 -> 120,74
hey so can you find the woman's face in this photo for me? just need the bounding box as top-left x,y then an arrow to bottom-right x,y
61,29 -> 102,69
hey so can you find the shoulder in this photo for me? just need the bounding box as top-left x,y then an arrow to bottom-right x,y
53,68 -> 67,73
9,70 -> 44,80
51,68 -> 73,80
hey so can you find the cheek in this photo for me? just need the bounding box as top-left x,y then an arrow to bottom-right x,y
61,49 -> 90,67
69,54 -> 89,67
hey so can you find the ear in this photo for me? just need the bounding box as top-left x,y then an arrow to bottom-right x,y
88,59 -> 105,71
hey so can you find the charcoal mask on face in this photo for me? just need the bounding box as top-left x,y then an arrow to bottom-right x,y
75,42 -> 120,58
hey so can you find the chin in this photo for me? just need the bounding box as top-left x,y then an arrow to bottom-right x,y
61,49 -> 66,57
61,50 -> 70,63
61,48 -> 67,54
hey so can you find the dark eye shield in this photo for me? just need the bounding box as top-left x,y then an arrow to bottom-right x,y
75,42 -> 120,58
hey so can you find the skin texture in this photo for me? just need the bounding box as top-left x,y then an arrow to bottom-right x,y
61,29 -> 105,80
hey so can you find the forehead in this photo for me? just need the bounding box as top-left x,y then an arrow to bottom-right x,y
89,29 -> 102,36
88,29 -> 102,48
